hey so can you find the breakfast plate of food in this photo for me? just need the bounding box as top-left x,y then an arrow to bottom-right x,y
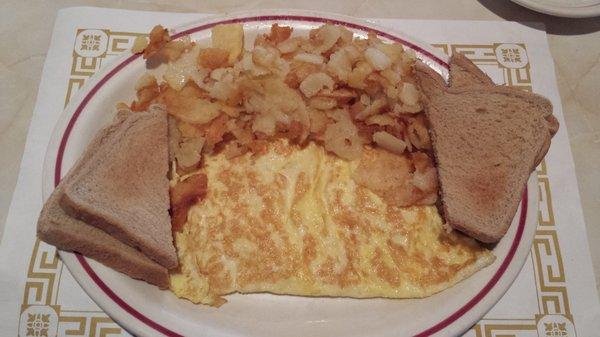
37,10 -> 558,337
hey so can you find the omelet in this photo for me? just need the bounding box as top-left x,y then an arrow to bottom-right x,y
170,139 -> 494,306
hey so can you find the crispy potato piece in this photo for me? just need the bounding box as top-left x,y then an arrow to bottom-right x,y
131,88 -> 160,112
299,72 -> 334,98
352,148 -> 438,206
211,24 -> 244,64
159,84 -> 222,125
198,48 -> 230,70
161,40 -> 188,62
373,131 -> 406,155
268,24 -> 293,44
168,116 -> 181,163
204,114 -> 229,152
144,25 -> 171,59
131,75 -> 160,112
310,25 -> 342,54
323,110 -> 363,160
177,121 -> 204,138
375,42 -> 404,63
407,116 -> 432,150
131,36 -> 149,54
318,88 -> 356,105
348,61 -> 373,89
276,121 -> 305,144
246,139 -> 269,155
285,61 -> 321,88
308,108 -> 328,134
135,73 -> 158,90
277,36 -> 301,54
175,137 -> 206,169
170,173 -> 208,231
309,96 -> 337,110
220,141 -> 248,159
229,121 -> 254,145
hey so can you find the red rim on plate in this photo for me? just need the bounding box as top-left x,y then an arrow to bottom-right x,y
54,15 -> 526,337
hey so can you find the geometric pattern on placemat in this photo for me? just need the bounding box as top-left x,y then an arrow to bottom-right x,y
22,240 -> 61,306
432,43 -> 575,336
18,28 -> 144,337
58,312 -> 122,337
468,320 -> 538,337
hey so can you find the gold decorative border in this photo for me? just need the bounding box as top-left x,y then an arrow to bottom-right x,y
58,312 -> 121,337
470,320 -> 538,337
18,28 -> 144,337
432,43 -> 574,336
22,240 -> 61,306
18,32 -> 573,337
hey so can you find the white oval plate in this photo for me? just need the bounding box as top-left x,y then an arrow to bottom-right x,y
42,9 -> 538,337
511,0 -> 600,18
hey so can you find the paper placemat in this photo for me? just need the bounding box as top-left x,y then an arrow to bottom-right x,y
1,6 -> 599,337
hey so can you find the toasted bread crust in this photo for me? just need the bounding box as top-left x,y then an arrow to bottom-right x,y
38,190 -> 170,288
37,110 -> 171,288
448,52 -> 495,89
61,110 -> 177,269
416,53 -> 558,243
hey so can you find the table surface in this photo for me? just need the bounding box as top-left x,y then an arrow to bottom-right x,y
1,0 -> 598,296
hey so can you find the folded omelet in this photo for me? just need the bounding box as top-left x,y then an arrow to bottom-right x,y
170,139 -> 494,306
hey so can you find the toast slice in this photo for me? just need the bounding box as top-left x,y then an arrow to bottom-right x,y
60,108 -> 177,269
37,110 -> 170,288
38,189 -> 170,288
415,53 -> 558,243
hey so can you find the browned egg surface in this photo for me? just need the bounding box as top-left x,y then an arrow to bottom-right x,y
170,140 -> 494,306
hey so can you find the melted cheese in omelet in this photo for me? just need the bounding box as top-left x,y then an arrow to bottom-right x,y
170,139 -> 494,306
